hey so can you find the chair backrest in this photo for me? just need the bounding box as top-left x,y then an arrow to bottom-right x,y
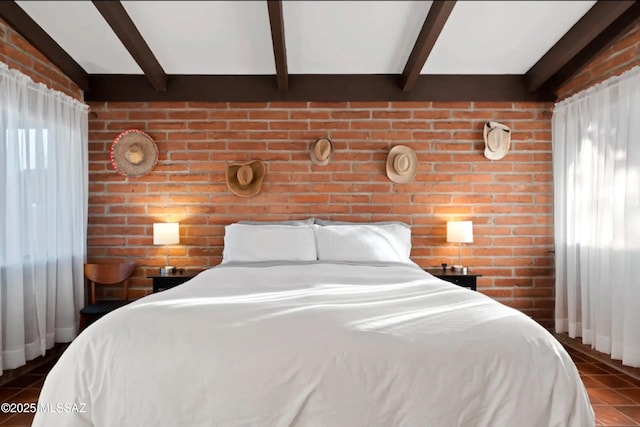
84,261 -> 137,304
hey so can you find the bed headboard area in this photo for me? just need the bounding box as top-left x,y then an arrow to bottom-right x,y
87,101 -> 554,325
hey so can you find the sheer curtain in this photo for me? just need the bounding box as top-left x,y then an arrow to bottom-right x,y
553,66 -> 640,367
0,63 -> 88,373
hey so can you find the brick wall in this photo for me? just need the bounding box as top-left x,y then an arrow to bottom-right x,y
87,101 -> 556,326
557,21 -> 640,100
0,18 -> 82,100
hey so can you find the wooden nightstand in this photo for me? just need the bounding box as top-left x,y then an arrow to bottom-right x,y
423,268 -> 482,291
147,270 -> 202,293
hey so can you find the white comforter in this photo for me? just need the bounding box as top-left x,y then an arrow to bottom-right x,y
34,262 -> 594,427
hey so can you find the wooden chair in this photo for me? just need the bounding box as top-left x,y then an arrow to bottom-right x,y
79,261 -> 137,332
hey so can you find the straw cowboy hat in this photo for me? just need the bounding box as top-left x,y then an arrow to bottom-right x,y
386,145 -> 418,183
310,137 -> 334,166
226,160 -> 265,197
483,121 -> 511,160
110,129 -> 159,177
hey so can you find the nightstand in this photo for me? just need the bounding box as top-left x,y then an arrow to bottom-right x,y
423,268 -> 482,291
147,270 -> 202,293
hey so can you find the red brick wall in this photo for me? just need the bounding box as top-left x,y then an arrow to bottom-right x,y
0,18 -> 82,99
87,101 -> 556,326
557,22 -> 640,100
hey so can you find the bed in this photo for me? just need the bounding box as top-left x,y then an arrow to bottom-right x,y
34,221 -> 594,426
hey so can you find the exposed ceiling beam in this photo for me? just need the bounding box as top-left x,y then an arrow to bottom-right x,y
266,0 -> 288,91
550,1 -> 640,93
0,1 -> 89,91
85,74 -> 553,103
92,0 -> 167,92
401,0 -> 457,92
525,0 -> 636,92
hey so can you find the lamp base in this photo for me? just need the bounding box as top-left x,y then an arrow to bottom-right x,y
451,264 -> 466,273
160,265 -> 176,276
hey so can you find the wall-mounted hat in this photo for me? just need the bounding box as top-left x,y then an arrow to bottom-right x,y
483,121 -> 511,160
110,129 -> 159,177
386,145 -> 418,183
226,160 -> 265,197
310,137 -> 334,166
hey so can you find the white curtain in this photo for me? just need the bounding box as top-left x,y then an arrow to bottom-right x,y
0,62 -> 88,373
553,66 -> 640,367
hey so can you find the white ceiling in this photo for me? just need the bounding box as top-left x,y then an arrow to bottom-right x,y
16,0 -> 142,73
282,1 -> 431,74
15,0 -> 597,76
122,1 -> 276,74
424,1 -> 596,74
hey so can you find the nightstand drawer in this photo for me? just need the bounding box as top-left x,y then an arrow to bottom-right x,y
423,268 -> 482,291
442,275 -> 476,289
147,270 -> 202,293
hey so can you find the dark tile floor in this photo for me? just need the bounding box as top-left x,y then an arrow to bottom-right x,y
563,346 -> 640,426
0,343 -> 638,426
0,359 -> 56,426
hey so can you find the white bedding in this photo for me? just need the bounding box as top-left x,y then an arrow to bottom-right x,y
34,262 -> 594,427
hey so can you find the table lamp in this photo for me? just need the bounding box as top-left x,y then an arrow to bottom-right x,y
153,222 -> 179,276
446,220 -> 473,272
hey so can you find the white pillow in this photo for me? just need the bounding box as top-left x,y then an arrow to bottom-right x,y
314,219 -> 410,230
314,224 -> 412,263
238,218 -> 313,226
222,224 -> 317,263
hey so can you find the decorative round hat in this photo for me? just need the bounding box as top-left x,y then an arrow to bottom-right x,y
483,121 -> 511,160
386,145 -> 418,183
110,129 -> 158,177
226,160 -> 266,197
310,137 -> 334,166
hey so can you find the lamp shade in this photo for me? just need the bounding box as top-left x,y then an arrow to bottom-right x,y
446,221 -> 473,243
153,222 -> 180,245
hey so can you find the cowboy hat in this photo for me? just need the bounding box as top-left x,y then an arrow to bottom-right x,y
386,145 -> 418,183
226,160 -> 265,197
310,137 -> 334,166
110,129 -> 159,177
483,121 -> 511,160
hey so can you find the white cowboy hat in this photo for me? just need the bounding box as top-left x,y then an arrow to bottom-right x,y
483,121 -> 511,160
225,160 -> 266,198
310,137 -> 334,166
386,145 -> 418,184
110,129 -> 159,177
